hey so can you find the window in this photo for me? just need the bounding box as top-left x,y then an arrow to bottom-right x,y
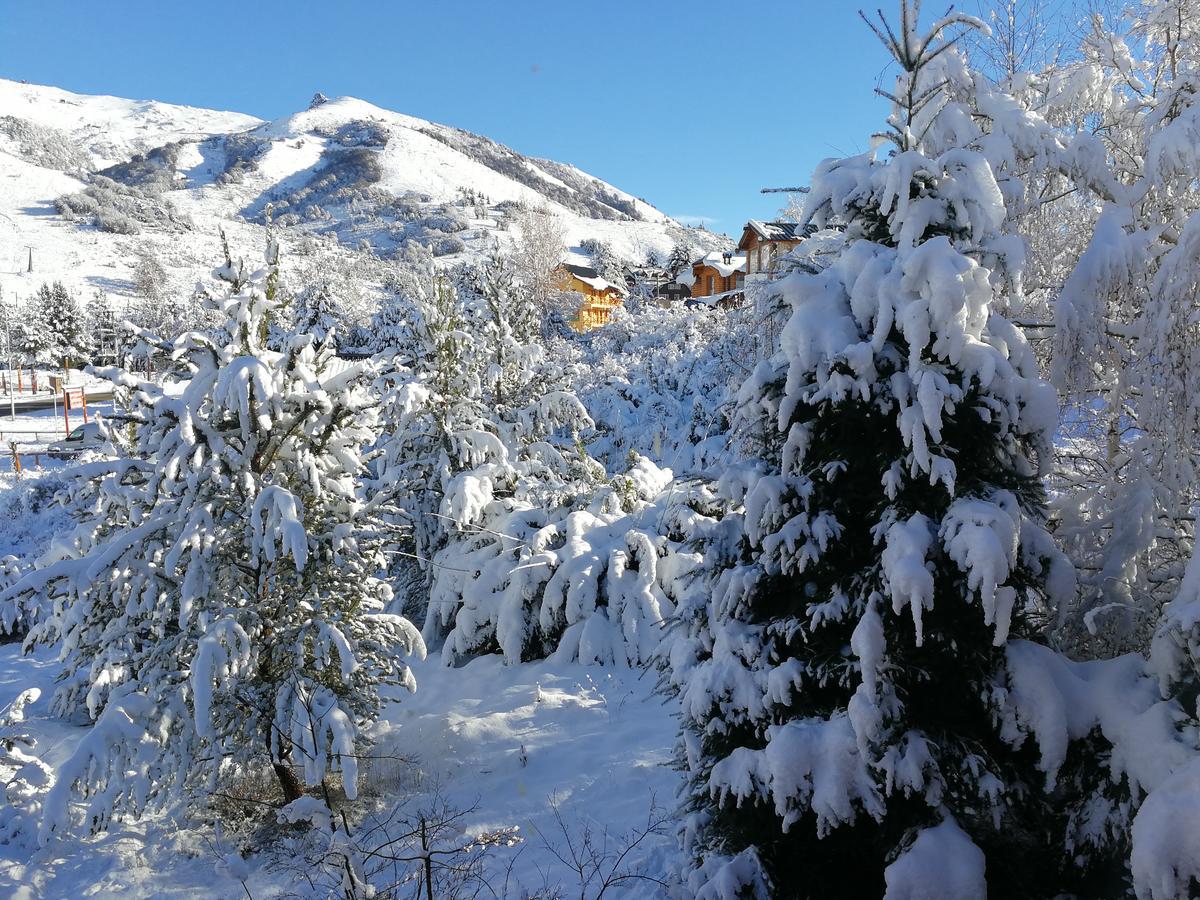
707,275 -> 714,294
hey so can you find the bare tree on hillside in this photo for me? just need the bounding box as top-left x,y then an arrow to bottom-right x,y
513,205 -> 566,312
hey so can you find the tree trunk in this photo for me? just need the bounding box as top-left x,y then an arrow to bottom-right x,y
273,762 -> 304,802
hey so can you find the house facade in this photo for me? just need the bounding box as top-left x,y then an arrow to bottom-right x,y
690,251 -> 746,298
689,251 -> 747,308
554,262 -> 627,332
737,220 -> 804,279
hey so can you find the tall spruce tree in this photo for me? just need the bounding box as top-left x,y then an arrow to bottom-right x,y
673,4 -> 1097,897
1,239 -> 423,841
30,281 -> 89,369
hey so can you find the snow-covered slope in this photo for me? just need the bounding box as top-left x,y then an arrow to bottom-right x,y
0,79 -> 727,314
0,79 -> 260,170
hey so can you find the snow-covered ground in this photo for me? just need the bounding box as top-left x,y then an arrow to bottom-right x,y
0,399 -> 115,472
0,646 -> 681,898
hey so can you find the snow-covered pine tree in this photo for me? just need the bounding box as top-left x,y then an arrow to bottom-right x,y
0,238 -> 424,841
371,254 -> 491,628
463,249 -> 544,405
290,280 -> 343,346
24,282 -> 88,369
46,281 -> 89,368
673,5 -> 1103,896
668,242 -> 695,277
578,238 -> 624,285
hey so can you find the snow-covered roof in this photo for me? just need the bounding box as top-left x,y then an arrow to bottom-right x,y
694,251 -> 747,278
743,220 -> 804,243
560,261 -> 627,296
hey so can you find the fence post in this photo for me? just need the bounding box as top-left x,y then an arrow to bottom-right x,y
9,441 -> 19,476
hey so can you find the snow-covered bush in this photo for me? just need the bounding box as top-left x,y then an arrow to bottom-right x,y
98,141 -> 185,193
0,472 -> 70,638
288,280 -> 343,346
0,688 -> 53,849
371,250 -> 684,664
0,115 -> 89,174
436,453 -> 705,666
571,301 -> 748,475
0,238 -> 424,841
56,174 -> 192,234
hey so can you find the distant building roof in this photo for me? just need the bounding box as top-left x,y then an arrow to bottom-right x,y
743,220 -> 804,242
562,261 -> 601,280
559,261 -> 627,296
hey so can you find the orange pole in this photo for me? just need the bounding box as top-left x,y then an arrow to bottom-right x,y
81,390 -> 88,424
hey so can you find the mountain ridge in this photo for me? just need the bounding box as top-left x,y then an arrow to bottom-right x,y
0,79 -> 729,316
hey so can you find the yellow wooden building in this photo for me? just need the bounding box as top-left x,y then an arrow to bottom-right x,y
555,262 -> 627,331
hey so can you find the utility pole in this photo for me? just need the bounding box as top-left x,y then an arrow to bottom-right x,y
1,290 -> 13,420
26,247 -> 32,274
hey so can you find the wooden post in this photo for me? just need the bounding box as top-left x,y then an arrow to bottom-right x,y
81,389 -> 88,424
63,388 -> 70,437
10,442 -> 19,476
16,368 -> 22,392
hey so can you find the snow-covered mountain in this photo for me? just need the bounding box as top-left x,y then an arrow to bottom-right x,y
0,79 -> 726,313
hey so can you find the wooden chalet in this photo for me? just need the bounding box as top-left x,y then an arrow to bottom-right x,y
690,250 -> 746,300
554,261 -> 627,332
737,220 -> 804,277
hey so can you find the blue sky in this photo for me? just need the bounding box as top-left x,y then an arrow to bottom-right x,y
0,0 -> 895,237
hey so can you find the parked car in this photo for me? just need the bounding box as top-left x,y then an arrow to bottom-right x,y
47,422 -> 107,458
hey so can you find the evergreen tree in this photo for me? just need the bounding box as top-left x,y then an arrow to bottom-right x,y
15,309 -> 51,367
426,252 -> 613,663
668,242 -> 695,277
373,257 -> 499,624
578,238 -> 624,284
23,282 -> 88,369
290,281 -> 343,347
0,240 -> 424,840
672,5 -> 1109,896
